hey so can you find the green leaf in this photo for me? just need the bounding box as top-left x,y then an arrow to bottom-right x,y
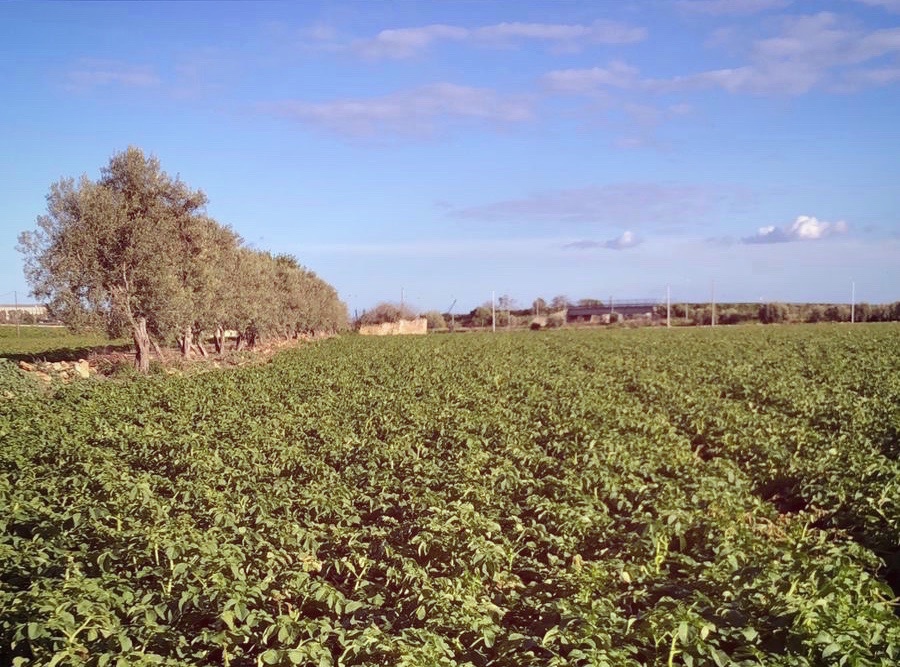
822,643 -> 841,658
711,648 -> 728,667
344,600 -> 364,613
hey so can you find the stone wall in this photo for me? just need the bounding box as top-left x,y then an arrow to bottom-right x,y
359,318 -> 428,336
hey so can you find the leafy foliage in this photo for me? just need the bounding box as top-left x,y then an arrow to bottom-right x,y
18,147 -> 347,369
1,325 -> 898,665
357,303 -> 418,327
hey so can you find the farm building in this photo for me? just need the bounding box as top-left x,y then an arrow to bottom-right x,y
566,301 -> 659,324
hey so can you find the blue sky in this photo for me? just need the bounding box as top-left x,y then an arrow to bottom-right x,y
1,0 -> 898,314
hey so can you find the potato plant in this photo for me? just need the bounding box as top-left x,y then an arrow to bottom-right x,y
2,325 -> 898,666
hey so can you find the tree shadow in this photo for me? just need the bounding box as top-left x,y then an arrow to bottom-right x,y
1,343 -> 134,364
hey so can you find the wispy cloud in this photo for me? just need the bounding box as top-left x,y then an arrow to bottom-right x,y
262,83 -> 533,138
675,0 -> 791,15
544,60 -> 643,93
296,237 -> 567,259
742,215 -> 849,244
64,59 -> 160,92
544,13 -> 900,96
453,183 -> 738,228
693,12 -> 900,94
353,24 -> 468,59
563,231 -> 641,250
473,20 -> 647,46
853,0 -> 900,13
350,20 -> 646,59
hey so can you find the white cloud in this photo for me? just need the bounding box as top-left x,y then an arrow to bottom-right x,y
65,59 -> 160,91
703,13 -> 900,94
544,13 -> 900,96
564,230 -> 641,250
854,0 -> 900,13
302,23 -> 339,42
742,215 -> 849,244
543,61 -> 643,93
263,83 -> 533,138
675,0 -> 792,15
453,182 -> 740,227
472,20 -> 647,46
844,65 -> 900,85
351,20 -> 646,59
297,236 -> 569,259
353,24 -> 468,59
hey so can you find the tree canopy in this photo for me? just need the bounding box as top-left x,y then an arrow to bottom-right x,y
357,302 -> 417,327
19,147 -> 347,370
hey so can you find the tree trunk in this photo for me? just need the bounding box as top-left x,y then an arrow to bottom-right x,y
132,316 -> 151,373
235,334 -> 245,352
151,339 -> 164,361
213,326 -> 224,354
194,341 -> 208,357
180,326 -> 192,358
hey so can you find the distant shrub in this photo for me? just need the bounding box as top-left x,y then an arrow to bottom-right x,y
545,312 -> 565,329
423,311 -> 447,331
357,302 -> 418,327
806,306 -> 827,323
825,305 -> 851,322
759,303 -> 789,324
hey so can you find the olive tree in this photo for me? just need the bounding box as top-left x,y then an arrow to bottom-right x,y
19,147 -> 212,371
20,146 -> 348,370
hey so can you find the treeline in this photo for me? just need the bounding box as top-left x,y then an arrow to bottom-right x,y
443,298 -> 900,329
18,147 -> 347,371
669,301 -> 900,325
0,311 -> 41,325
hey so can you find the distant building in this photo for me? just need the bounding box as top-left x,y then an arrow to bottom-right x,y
0,303 -> 48,322
566,301 -> 659,324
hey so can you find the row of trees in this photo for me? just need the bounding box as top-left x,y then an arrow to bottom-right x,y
460,298 -> 900,329
670,302 -> 900,325
0,311 -> 41,325
354,295 -> 900,334
18,147 -> 347,371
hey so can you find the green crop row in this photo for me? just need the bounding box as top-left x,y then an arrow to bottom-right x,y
2,324 -> 898,666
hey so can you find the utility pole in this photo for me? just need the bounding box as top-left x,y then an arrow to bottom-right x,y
491,291 -> 497,332
851,281 -> 855,323
711,280 -> 716,327
447,299 -> 456,333
400,287 -> 404,310
666,285 -> 671,328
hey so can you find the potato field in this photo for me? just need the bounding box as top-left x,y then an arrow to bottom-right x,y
2,325 -> 899,666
